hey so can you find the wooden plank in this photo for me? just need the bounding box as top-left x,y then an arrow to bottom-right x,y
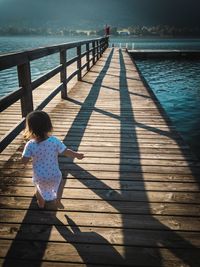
1,178 -> 199,192
0,223 -> 200,248
0,169 -> 198,182
0,196 -> 200,217
0,186 -> 200,204
0,135 -> 187,145
1,163 -> 200,174
0,209 -> 200,232
1,158 -> 200,168
0,144 -> 194,156
0,151 -> 197,161
1,239 -> 199,267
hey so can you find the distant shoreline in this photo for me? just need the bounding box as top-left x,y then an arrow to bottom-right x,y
0,34 -> 200,39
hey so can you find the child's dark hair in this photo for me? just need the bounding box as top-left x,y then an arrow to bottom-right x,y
24,110 -> 53,141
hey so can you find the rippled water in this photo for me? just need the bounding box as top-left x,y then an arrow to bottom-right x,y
135,58 -> 200,160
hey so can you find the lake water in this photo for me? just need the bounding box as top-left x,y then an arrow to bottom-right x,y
1,36 -> 200,159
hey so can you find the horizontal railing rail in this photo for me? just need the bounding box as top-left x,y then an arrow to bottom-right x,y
0,36 -> 109,152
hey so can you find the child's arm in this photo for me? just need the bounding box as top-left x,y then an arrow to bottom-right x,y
22,141 -> 32,165
21,156 -> 30,165
62,148 -> 84,159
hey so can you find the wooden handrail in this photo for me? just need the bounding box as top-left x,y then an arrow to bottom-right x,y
31,65 -> 62,90
0,87 -> 23,112
0,36 -> 109,153
0,37 -> 108,71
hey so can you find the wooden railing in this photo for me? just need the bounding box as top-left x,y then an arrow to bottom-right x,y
0,36 -> 109,152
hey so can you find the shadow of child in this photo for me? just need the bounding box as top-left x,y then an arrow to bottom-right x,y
53,214 -> 126,266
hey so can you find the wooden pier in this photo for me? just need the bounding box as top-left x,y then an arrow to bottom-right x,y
0,39 -> 200,266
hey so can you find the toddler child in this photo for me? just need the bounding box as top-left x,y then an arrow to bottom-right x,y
22,110 -> 84,208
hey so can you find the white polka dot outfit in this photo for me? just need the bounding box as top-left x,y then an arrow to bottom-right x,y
22,136 -> 67,201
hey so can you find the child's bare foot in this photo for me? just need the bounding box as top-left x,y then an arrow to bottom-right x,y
36,199 -> 45,208
35,190 -> 45,209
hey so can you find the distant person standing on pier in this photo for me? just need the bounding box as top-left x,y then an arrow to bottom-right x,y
105,24 -> 110,36
22,110 -> 84,208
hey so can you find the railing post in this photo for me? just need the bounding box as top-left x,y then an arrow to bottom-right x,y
95,41 -> 98,62
106,37 -> 109,49
101,39 -> 104,53
97,40 -> 100,60
77,45 -> 82,81
92,41 -> 95,66
100,39 -> 103,57
17,61 -> 33,117
102,38 -> 107,53
86,43 -> 90,71
99,40 -> 101,58
60,49 -> 67,99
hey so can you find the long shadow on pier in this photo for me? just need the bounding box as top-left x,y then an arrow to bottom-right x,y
2,48 -> 200,266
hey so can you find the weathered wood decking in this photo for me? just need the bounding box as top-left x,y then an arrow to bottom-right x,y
0,48 -> 200,266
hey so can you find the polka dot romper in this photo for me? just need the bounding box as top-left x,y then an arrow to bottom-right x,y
22,136 -> 66,201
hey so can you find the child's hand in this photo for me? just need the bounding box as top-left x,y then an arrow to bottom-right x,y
76,153 -> 84,160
